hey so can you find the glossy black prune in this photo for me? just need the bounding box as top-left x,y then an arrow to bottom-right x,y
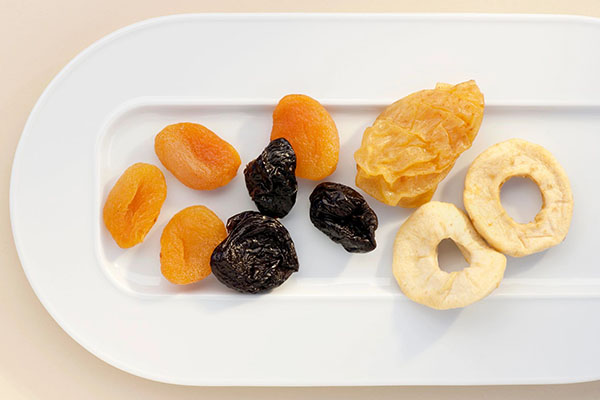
210,211 -> 299,294
244,138 -> 297,218
309,182 -> 378,253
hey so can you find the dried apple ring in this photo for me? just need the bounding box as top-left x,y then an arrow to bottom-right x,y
464,139 -> 573,257
393,202 -> 506,310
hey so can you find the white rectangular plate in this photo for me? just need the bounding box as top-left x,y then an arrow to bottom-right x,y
10,14 -> 600,386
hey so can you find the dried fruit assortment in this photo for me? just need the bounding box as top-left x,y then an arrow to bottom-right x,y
101,84 -> 574,309
244,138 -> 297,218
155,122 -> 241,190
210,211 -> 299,293
354,80 -> 484,207
271,94 -> 339,181
309,182 -> 378,253
160,205 -> 227,285
103,162 -> 167,248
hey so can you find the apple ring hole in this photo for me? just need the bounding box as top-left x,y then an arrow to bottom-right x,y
437,238 -> 469,273
500,176 -> 543,224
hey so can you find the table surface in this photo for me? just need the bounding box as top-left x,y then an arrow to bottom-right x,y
3,0 -> 600,398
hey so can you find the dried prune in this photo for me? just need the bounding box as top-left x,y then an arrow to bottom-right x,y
210,211 -> 299,293
270,94 -> 339,180
244,138 -> 297,218
309,182 -> 378,253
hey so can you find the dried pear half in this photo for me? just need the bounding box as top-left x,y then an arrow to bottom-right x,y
355,80 -> 484,207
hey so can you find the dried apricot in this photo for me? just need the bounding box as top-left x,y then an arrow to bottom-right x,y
160,205 -> 227,285
155,122 -> 241,190
354,80 -> 484,207
103,163 -> 167,248
270,94 -> 339,180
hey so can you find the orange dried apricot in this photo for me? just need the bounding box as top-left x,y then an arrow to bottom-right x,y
155,122 -> 241,190
103,163 -> 167,248
354,80 -> 484,207
160,205 -> 227,285
270,94 -> 339,180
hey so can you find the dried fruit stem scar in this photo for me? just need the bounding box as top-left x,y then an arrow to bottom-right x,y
393,202 -> 506,310
464,139 -> 573,257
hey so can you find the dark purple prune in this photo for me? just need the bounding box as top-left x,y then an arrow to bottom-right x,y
244,138 -> 297,218
309,182 -> 378,253
210,211 -> 299,294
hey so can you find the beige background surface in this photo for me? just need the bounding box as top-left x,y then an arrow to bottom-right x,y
2,0 -> 600,398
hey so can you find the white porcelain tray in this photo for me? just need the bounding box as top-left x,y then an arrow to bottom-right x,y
10,14 -> 600,385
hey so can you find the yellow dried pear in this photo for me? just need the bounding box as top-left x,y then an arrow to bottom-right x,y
354,80 -> 484,207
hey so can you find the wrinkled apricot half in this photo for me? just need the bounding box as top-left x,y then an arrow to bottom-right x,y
270,94 -> 339,180
155,122 -> 241,190
103,163 -> 167,248
160,205 -> 227,285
